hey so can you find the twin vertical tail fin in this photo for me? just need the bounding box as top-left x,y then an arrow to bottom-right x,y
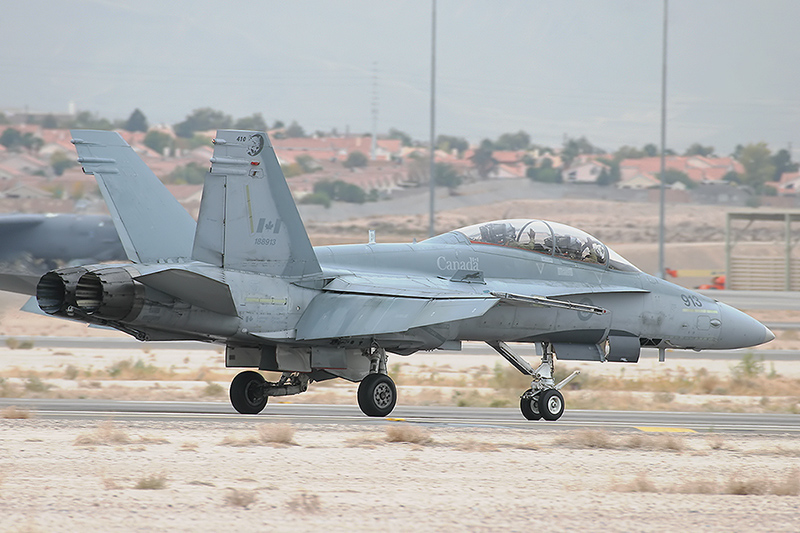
192,130 -> 322,278
71,130 -> 197,263
71,129 -> 319,278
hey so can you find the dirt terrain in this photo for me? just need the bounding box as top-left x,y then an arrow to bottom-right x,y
0,419 -> 798,532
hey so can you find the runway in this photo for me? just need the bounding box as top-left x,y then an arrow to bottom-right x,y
2,398 -> 798,434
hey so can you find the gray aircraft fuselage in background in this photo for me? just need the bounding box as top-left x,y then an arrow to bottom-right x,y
0,213 -> 125,268
2,129 -> 774,422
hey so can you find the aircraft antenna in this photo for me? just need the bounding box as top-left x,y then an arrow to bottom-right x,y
658,0 -> 669,279
428,0 -> 437,237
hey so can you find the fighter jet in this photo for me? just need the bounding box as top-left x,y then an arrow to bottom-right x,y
0,213 -> 125,270
7,129 -> 774,421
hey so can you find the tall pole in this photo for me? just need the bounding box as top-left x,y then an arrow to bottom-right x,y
428,0 -> 437,237
658,0 -> 668,279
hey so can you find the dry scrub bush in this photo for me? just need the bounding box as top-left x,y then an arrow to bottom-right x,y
624,471 -> 658,493
134,473 -> 167,490
1,406 -> 32,419
286,491 -> 321,513
385,424 -> 432,445
75,421 -> 131,446
220,424 -> 296,447
726,470 -> 800,496
225,488 -> 257,509
180,441 -> 199,451
554,429 -> 614,449
258,424 -> 296,445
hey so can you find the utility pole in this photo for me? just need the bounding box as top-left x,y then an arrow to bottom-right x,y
658,0 -> 669,279
370,62 -> 378,161
428,0 -> 437,238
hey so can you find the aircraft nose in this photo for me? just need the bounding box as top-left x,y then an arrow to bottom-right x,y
715,302 -> 775,349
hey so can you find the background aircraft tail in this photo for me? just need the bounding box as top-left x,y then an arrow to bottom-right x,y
192,130 -> 321,278
71,130 -> 196,263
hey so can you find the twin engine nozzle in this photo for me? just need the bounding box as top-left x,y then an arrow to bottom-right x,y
36,266 -> 141,321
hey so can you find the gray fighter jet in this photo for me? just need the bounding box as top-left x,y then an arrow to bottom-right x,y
0,213 -> 125,269
12,129 -> 774,421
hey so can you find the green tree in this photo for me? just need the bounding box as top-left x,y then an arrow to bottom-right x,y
313,179 -> 367,203
0,128 -> 23,149
643,144 -> 658,157
388,128 -> 413,147
436,135 -> 469,155
737,142 -> 775,190
71,111 -> 113,130
684,143 -> 714,157
295,154 -> 319,173
657,169 -> 696,189
143,130 -> 173,155
494,130 -> 530,151
613,145 -> 645,160
433,162 -> 463,191
173,108 -> 232,138
0,112 -> 8,125
50,151 -> 76,176
281,163 -> 304,177
234,113 -> 268,131
562,136 -> 600,167
124,108 -> 148,132
299,191 -> 332,208
272,120 -> 285,129
343,151 -> 368,169
722,170 -> 742,184
527,157 -> 561,183
470,139 -> 497,178
284,121 -> 306,138
165,162 -> 207,184
770,148 -> 798,181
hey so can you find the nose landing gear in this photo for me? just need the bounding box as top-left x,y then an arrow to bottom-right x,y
488,341 -> 577,422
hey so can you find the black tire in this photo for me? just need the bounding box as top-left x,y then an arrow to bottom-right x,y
230,371 -> 268,414
519,391 -> 542,421
357,373 -> 397,417
539,389 -> 565,421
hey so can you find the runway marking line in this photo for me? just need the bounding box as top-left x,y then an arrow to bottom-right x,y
635,427 -> 696,433
386,418 -> 406,422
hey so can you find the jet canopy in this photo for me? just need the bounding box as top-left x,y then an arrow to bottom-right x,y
431,219 -> 639,272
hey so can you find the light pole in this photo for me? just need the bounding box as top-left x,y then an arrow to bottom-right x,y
428,0 -> 437,237
658,0 -> 669,279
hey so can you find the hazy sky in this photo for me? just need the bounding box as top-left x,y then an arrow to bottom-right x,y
2,0 -> 799,154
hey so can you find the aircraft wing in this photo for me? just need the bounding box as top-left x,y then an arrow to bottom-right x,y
295,292 -> 497,340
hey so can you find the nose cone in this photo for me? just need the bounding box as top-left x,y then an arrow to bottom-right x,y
715,303 -> 775,349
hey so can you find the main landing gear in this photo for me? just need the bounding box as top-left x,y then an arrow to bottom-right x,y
357,343 -> 397,417
488,341 -> 578,422
228,343 -> 398,418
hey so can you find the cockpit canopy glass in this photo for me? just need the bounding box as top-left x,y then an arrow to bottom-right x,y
440,219 -> 639,272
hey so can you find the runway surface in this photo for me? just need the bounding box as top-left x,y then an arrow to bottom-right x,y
2,398 -> 798,434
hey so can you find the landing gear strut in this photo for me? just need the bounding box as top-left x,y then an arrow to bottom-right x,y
357,343 -> 397,417
488,341 -> 578,422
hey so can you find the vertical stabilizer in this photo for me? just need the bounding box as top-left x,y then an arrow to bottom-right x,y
70,130 -> 196,263
192,130 -> 321,278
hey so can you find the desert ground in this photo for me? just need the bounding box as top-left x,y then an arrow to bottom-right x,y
1,418 -> 799,532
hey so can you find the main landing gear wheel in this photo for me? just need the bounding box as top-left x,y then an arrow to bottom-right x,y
539,389 -> 565,421
519,391 -> 542,421
230,371 -> 268,414
357,373 -> 397,417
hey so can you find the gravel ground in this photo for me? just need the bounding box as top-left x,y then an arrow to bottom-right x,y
0,420 -> 799,532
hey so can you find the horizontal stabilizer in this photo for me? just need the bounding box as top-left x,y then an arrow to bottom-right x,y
295,293 -> 497,340
0,272 -> 40,296
71,130 -> 196,263
135,268 -> 237,316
